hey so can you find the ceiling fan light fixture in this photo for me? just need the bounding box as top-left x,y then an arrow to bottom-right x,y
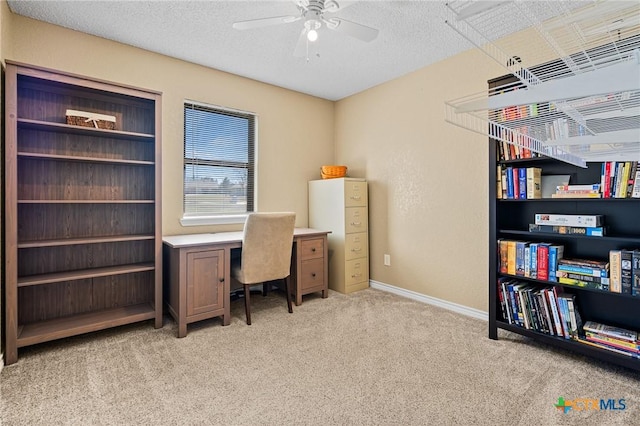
307,29 -> 319,42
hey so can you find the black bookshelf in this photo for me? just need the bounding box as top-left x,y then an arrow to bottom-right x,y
488,75 -> 640,372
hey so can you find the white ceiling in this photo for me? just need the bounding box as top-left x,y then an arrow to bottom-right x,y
7,1 -> 576,101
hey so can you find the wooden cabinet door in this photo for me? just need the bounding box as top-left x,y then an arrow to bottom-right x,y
186,249 -> 225,317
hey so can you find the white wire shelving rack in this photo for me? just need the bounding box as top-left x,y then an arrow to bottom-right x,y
444,0 -> 640,167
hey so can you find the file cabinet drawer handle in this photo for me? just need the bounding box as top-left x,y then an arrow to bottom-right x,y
351,247 -> 362,252
351,273 -> 362,278
350,221 -> 361,226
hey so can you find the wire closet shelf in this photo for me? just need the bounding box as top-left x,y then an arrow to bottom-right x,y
444,0 -> 640,168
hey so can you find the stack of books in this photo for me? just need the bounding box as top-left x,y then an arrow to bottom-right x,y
552,184 -> 601,199
529,213 -> 606,237
579,321 -> 640,358
556,258 -> 610,291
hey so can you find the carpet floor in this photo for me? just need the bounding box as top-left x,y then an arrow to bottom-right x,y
1,288 -> 639,425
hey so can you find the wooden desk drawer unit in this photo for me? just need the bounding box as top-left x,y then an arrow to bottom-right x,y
291,235 -> 329,306
309,178 -> 369,294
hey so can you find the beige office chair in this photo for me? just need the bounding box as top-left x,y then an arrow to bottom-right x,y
231,212 -> 296,325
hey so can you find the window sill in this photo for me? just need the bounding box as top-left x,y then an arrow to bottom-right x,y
180,214 -> 248,227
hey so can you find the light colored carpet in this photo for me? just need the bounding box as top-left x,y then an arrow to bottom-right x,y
1,288 -> 638,425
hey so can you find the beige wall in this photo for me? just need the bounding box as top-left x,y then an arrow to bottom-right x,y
3,11 -> 335,236
335,49 -> 505,312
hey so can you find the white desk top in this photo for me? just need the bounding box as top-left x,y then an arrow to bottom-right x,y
163,228 -> 329,248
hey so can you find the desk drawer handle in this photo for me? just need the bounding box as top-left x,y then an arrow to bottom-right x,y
350,247 -> 361,252
311,273 -> 316,278
311,248 -> 316,252
219,277 -> 224,282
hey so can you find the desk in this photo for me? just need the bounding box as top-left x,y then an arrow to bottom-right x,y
163,228 -> 330,337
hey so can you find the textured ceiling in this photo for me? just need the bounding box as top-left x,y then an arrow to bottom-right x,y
7,1 -> 572,101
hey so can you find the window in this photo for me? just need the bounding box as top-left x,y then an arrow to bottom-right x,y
182,101 -> 255,225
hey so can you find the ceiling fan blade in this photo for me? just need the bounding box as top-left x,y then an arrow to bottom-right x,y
324,17 -> 379,42
232,15 -> 300,30
293,27 -> 309,57
323,1 -> 356,13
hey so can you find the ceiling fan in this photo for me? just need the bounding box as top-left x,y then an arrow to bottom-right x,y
232,0 -> 379,57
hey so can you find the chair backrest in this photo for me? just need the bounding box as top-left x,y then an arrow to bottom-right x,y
239,212 -> 296,284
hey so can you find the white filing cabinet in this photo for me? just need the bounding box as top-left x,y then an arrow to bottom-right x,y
309,178 -> 369,294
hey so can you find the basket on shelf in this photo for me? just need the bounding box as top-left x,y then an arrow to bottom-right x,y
65,109 -> 116,130
321,165 -> 348,179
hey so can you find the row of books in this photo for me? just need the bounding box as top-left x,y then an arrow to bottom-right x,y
601,161 -> 640,199
498,239 -> 566,282
498,278 -> 581,339
498,238 -> 640,296
495,127 -> 542,161
579,321 -> 640,359
496,166 -> 541,199
498,278 -> 640,358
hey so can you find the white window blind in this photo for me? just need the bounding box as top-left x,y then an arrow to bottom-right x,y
183,101 -> 255,217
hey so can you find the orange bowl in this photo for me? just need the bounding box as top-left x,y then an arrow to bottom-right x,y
321,165 -> 347,179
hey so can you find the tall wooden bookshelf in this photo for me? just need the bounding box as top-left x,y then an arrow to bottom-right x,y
4,62 -> 162,365
488,74 -> 640,372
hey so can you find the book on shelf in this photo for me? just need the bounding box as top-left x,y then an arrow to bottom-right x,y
515,241 -> 529,276
632,167 -> 640,198
551,192 -> 601,199
524,246 -> 531,278
548,245 -> 564,282
609,249 -> 622,293
498,239 -> 508,274
582,321 -> 639,343
526,167 -> 542,199
547,286 -> 565,337
585,332 -> 640,353
518,168 -> 527,200
507,240 -> 517,275
534,214 -> 604,228
505,167 -> 514,199
529,243 -> 538,279
536,243 -> 551,281
633,250 -> 640,297
626,161 -> 637,198
528,224 -> 606,237
556,294 -> 571,339
556,270 -> 609,291
558,277 -> 607,291
557,184 -> 601,192
621,250 -> 634,295
512,168 -> 520,199
565,294 -> 583,340
557,257 -> 609,269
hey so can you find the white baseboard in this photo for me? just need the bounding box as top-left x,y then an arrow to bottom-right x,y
370,280 -> 488,321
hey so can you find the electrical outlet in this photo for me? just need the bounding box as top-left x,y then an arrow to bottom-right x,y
384,254 -> 391,266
